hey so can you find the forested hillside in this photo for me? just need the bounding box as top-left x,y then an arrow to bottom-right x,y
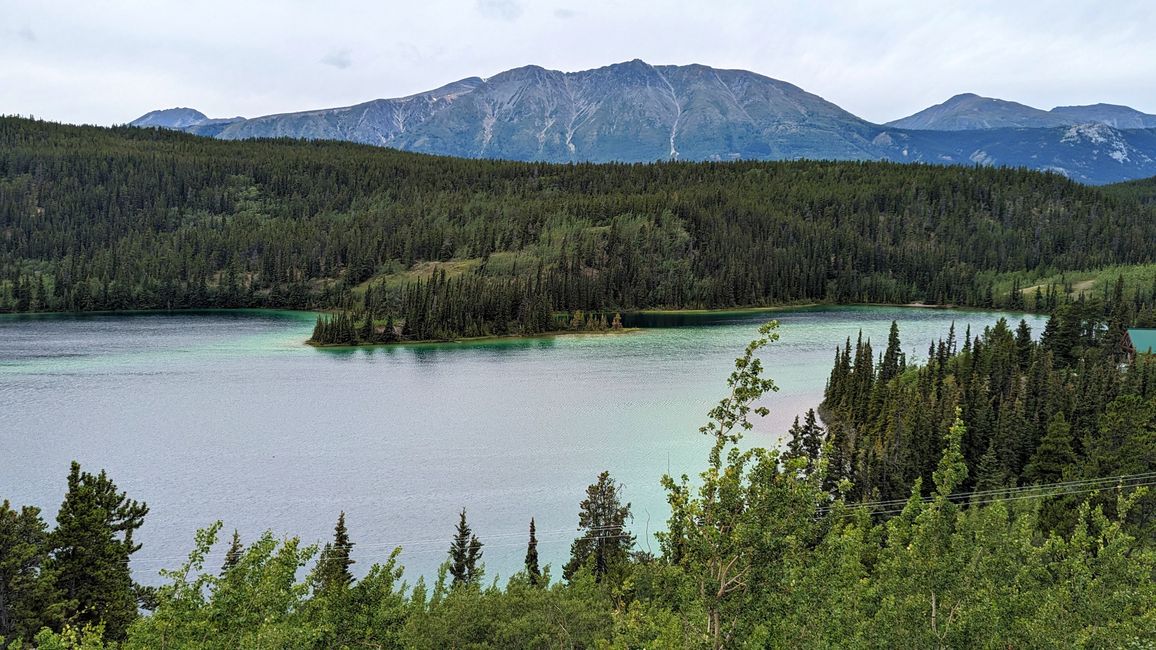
3,116 -> 1156,340
822,287 -> 1156,534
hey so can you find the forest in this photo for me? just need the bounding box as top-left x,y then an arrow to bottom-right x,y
3,295 -> 1155,648
4,117 -> 1156,341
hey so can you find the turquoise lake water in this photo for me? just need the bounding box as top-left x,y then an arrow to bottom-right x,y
0,306 -> 1046,585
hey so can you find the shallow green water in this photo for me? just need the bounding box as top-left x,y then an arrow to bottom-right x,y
0,306 -> 1046,584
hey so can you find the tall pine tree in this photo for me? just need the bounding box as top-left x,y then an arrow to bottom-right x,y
314,511 -> 355,594
46,462 -> 148,641
448,509 -> 483,587
524,518 -> 541,586
563,471 -> 634,583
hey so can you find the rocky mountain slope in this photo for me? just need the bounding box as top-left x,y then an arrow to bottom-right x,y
131,60 -> 1156,184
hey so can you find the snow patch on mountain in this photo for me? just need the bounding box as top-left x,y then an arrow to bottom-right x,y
969,150 -> 994,165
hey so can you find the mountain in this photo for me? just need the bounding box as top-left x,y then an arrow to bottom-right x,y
889,94 -> 1156,130
132,107 -> 245,137
1049,104 -> 1156,129
131,107 -> 212,129
871,123 -> 1156,185
130,61 -> 1156,184
211,77 -> 482,145
135,61 -> 883,163
885,93 -> 1068,130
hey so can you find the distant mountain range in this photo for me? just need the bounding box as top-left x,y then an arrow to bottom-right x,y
886,93 -> 1156,130
131,60 -> 1156,184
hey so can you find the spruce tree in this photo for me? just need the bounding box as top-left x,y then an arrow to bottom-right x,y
0,502 -> 54,644
524,518 -> 541,586
358,313 -> 374,343
382,315 -> 398,343
46,462 -> 148,641
448,509 -> 483,586
1015,319 -> 1033,369
879,321 -> 902,383
221,529 -> 243,574
563,471 -> 634,583
800,409 -> 824,468
314,511 -> 355,594
1024,413 -> 1076,484
973,440 -> 1009,494
783,416 -> 806,465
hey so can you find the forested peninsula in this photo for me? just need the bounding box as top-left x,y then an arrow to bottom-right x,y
3,117 -> 1156,343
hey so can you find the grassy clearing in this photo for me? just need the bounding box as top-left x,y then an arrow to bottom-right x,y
981,264 -> 1156,303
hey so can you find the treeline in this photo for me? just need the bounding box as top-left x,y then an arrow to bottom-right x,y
4,116 -> 1156,330
4,322 -> 1155,648
309,270 -> 624,344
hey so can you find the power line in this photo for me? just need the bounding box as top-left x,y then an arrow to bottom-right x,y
831,471 -> 1156,512
822,472 -> 1155,516
108,472 -> 1156,568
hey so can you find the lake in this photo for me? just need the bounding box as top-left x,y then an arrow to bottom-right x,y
0,306 -> 1045,586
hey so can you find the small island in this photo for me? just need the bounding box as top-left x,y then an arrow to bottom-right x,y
309,307 -> 626,346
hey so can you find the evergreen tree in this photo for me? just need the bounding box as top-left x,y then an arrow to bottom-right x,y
1015,319 -> 1033,369
563,471 -> 634,583
358,314 -> 374,343
221,529 -> 243,574
46,462 -> 148,640
448,509 -> 483,587
314,511 -> 355,594
783,410 -> 824,476
973,439 -> 1009,494
1024,413 -> 1076,484
524,518 -> 541,586
0,502 -> 54,644
783,416 -> 806,466
382,315 -> 398,343
879,320 -> 903,383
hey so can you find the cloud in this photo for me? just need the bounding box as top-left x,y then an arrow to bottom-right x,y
320,49 -> 352,69
476,0 -> 522,21
4,0 -> 1156,127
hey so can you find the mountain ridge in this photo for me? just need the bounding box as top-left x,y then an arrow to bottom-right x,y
888,92 -> 1156,130
130,60 -> 1156,184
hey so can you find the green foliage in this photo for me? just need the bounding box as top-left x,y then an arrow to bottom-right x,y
4,321 -> 1155,648
312,511 -> 354,595
447,509 -> 483,588
523,519 -> 541,587
47,463 -> 147,641
29,624 -> 109,650
822,301 -> 1156,521
5,117 -> 1156,342
0,503 -> 54,644
562,471 -> 634,584
123,522 -> 319,649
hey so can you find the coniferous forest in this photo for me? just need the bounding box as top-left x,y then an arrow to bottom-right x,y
3,116 -> 1156,342
3,116 -> 1156,647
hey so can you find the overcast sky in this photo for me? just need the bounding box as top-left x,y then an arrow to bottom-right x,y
2,0 -> 1154,126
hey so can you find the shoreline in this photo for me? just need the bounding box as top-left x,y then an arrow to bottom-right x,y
1,302 -> 1047,349
637,301 -> 1042,315
306,301 -> 1046,348
306,326 -> 642,349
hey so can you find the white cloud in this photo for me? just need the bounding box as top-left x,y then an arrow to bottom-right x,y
321,49 -> 353,70
0,0 -> 1153,126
